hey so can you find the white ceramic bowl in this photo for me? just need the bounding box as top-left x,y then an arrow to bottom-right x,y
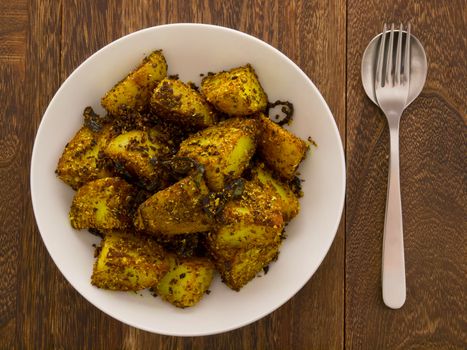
31,23 -> 345,336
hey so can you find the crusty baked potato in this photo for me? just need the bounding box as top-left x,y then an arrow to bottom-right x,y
177,118 -> 257,192
208,180 -> 284,250
201,64 -> 268,115
92,231 -> 169,291
69,177 -> 136,230
56,118 -> 117,190
206,180 -> 284,291
252,163 -> 300,221
104,129 -> 174,190
101,50 -> 167,115
151,78 -> 216,128
134,175 -> 212,235
256,112 -> 308,179
208,243 -> 280,291
155,255 -> 214,308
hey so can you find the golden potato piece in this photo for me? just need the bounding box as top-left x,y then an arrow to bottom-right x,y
155,255 -> 214,308
150,78 -> 216,128
134,176 -> 212,235
56,123 -> 116,190
104,129 -> 174,190
177,118 -> 257,192
252,164 -> 300,221
208,243 -> 280,291
69,177 -> 135,230
209,180 -> 284,250
101,50 -> 167,115
256,113 -> 308,179
201,64 -> 268,116
91,231 -> 169,291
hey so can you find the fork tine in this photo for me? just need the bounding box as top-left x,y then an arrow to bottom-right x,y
385,23 -> 395,86
395,23 -> 403,85
404,23 -> 411,84
376,23 -> 387,86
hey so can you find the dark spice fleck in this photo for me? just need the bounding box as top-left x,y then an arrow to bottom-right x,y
83,106 -> 104,132
267,100 -> 294,126
307,136 -> 318,147
187,81 -> 199,91
201,178 -> 245,218
88,228 -> 104,238
289,176 -> 304,197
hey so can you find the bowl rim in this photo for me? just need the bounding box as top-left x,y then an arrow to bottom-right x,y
30,23 -> 346,336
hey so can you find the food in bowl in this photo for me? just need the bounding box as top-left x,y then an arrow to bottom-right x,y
55,49 -> 310,308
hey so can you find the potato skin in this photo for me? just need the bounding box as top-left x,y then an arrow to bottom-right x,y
101,50 -> 168,115
91,231 -> 169,291
69,177 -> 136,230
252,163 -> 300,222
56,124 -> 116,190
256,113 -> 309,179
155,255 -> 214,308
177,118 -> 257,192
134,176 -> 212,235
201,64 -> 268,116
150,78 -> 216,128
104,129 -> 174,190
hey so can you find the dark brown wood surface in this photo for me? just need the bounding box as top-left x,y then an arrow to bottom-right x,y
0,0 -> 464,349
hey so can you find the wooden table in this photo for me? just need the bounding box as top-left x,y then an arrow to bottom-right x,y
1,1 -> 465,348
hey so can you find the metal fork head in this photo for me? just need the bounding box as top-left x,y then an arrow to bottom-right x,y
375,23 -> 412,121
375,23 -> 411,88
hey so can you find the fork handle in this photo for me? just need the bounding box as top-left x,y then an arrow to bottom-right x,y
382,124 -> 406,309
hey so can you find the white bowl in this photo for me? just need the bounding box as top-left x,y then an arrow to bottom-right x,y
31,23 -> 345,336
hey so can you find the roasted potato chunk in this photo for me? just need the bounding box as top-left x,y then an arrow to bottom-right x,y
69,177 -> 135,230
256,113 -> 308,179
56,123 -> 116,190
177,118 -> 257,192
101,50 -> 167,115
209,180 -> 284,250
207,180 -> 283,290
155,255 -> 214,308
150,78 -> 216,128
201,64 -> 267,115
134,175 -> 212,235
104,129 -> 174,190
91,231 -> 169,291
252,164 -> 300,221
208,243 -> 280,291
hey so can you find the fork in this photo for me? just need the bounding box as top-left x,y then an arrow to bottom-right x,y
375,23 -> 411,309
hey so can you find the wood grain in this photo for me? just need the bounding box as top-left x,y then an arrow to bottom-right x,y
0,1 -> 27,348
346,0 -> 467,349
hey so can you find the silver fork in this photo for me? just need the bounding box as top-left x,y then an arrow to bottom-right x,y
375,23 -> 411,309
